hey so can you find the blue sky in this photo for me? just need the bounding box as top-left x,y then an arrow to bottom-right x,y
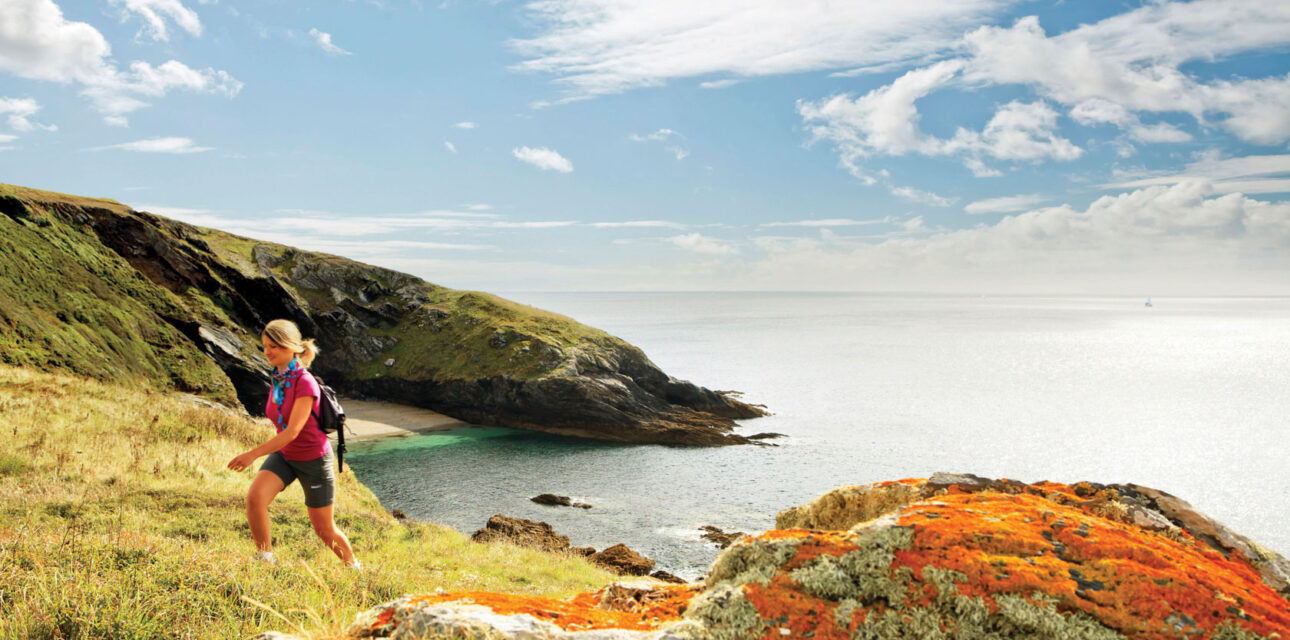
2,0 -> 1289,294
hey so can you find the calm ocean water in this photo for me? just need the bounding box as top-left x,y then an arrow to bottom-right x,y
347,293 -> 1290,577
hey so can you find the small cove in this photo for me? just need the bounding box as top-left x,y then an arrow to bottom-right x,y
347,293 -> 1290,577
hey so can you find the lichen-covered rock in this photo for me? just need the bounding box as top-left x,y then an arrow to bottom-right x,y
729,476 -> 1290,639
276,476 -> 1290,640
774,480 -> 923,530
348,584 -> 702,639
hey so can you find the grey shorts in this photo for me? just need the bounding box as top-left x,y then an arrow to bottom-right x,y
260,451 -> 335,508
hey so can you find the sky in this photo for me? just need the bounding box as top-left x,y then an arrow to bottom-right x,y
2,0 -> 1290,294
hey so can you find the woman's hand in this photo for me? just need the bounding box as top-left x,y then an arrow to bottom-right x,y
227,452 -> 257,472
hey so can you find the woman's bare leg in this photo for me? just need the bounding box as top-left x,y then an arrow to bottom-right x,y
307,504 -> 356,565
246,470 -> 286,552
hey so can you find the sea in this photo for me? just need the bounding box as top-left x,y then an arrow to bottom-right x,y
346,293 -> 1290,578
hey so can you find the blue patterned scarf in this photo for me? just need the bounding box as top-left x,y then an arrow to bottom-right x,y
270,358 -> 302,430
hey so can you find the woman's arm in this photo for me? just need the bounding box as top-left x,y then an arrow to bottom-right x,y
226,396 -> 316,471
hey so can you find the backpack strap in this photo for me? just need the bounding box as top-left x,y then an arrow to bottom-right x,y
308,372 -> 346,474
308,406 -> 345,473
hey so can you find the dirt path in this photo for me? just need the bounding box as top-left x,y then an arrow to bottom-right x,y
343,398 -> 468,441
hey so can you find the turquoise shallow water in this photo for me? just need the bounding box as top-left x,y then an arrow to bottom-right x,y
347,293 -> 1290,577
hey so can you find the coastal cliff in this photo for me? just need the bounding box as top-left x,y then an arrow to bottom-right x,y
0,183 -> 767,445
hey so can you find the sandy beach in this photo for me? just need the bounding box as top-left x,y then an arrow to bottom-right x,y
342,398 -> 469,441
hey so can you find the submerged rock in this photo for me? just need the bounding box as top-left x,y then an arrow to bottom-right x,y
698,526 -> 744,549
533,494 -> 594,509
343,475 -> 1290,639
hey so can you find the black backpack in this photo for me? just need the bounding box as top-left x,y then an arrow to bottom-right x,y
309,375 -> 349,473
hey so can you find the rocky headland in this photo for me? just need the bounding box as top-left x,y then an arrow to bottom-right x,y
278,473 -> 1290,639
0,183 -> 768,445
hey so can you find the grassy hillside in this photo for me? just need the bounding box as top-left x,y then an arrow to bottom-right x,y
1,182 -> 620,393
208,229 -> 617,382
0,364 -> 618,640
0,185 -> 237,405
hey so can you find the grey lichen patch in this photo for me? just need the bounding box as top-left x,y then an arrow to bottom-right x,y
843,576 -> 1126,640
991,593 -> 1123,640
705,537 -> 800,588
790,521 -> 914,604
852,606 -> 952,640
1211,622 -> 1274,640
679,584 -> 767,640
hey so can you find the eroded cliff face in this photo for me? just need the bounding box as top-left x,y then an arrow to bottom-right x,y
0,184 -> 767,445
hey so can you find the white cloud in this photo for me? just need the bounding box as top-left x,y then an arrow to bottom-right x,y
741,181 -> 1290,294
798,2 -> 1290,184
93,136 -> 212,153
512,146 -> 573,172
0,0 -> 241,125
763,218 -> 892,228
629,129 -> 683,142
668,232 -> 736,255
135,204 -> 210,217
630,128 -> 689,160
444,141 -> 456,153
309,28 -> 351,55
591,220 -> 688,229
1105,153 -> 1290,195
110,0 -> 203,41
699,79 -> 741,90
135,207 -> 577,241
0,97 -> 55,132
890,185 -> 954,207
453,121 -> 477,129
800,64 -> 1080,179
942,100 -> 1083,175
960,6 -> 1290,144
965,193 -> 1047,214
510,0 -> 1011,100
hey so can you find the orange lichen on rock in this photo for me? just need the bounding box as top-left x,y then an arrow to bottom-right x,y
362,584 -> 700,636
891,490 -> 1290,639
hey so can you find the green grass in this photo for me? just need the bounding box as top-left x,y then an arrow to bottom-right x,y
0,365 -> 619,640
0,185 -> 238,405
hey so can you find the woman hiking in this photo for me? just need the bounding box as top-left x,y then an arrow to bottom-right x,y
227,319 -> 359,568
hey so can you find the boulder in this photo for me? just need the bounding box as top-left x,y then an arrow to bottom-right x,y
531,493 -> 593,509
590,544 -> 655,576
698,526 -> 743,549
649,570 -> 688,584
470,514 -> 572,554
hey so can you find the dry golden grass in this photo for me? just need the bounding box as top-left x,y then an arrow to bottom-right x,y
0,365 -> 617,640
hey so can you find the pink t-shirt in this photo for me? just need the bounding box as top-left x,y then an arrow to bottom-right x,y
266,369 -> 331,461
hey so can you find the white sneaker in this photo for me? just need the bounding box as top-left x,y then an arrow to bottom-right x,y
256,551 -> 277,565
